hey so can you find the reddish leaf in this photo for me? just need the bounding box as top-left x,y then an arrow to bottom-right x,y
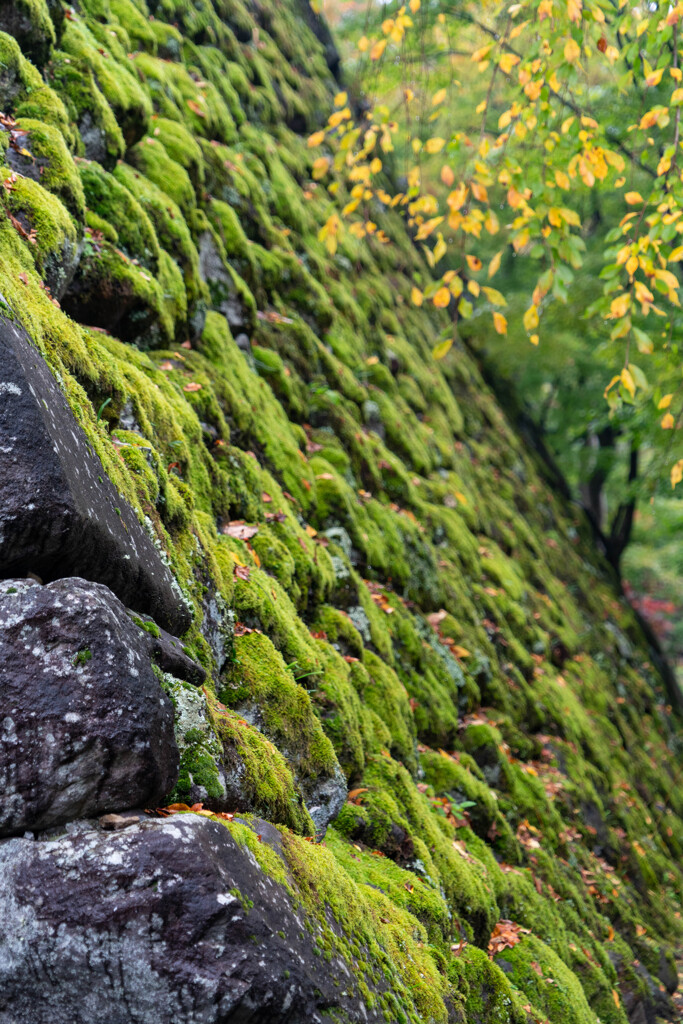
222,521 -> 259,540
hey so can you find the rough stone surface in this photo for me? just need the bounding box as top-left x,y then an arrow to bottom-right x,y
303,762 -> 347,833
0,314 -> 191,634
0,814 -> 377,1024
0,577 -> 179,836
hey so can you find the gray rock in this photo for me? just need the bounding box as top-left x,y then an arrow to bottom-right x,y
0,577 -> 180,836
304,761 -> 347,834
201,581 -> 234,674
347,605 -> 372,645
362,399 -> 384,439
324,525 -> 353,560
0,313 -> 191,634
0,813 -> 382,1024
198,230 -> 250,333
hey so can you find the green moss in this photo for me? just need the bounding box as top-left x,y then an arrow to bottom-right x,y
61,21 -> 152,147
72,647 -> 92,666
220,631 -> 341,789
0,0 -> 55,67
150,117 -> 204,189
448,945 -> 527,1024
15,85 -> 72,142
79,159 -> 160,269
335,755 -> 500,946
128,137 -> 196,218
209,696 -> 315,835
109,0 -> 157,52
0,30 -> 44,112
50,48 -> 125,166
1,3 -> 682,1021
494,935 -> 597,1024
2,172 -> 79,297
12,118 -> 84,220
62,237 -> 172,345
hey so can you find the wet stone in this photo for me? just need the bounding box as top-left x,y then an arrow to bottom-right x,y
0,576 -> 180,836
0,313 -> 192,634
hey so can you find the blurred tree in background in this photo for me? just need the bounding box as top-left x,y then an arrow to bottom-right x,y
313,0 -> 683,677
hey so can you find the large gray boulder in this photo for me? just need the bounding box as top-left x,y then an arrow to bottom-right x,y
0,814 -> 376,1024
0,312 -> 191,634
0,577 -> 180,836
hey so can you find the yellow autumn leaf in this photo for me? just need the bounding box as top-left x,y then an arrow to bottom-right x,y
485,209 -> 499,235
312,156 -> 329,180
411,286 -> 423,307
334,91 -> 348,107
488,251 -> 503,277
328,109 -> 349,129
671,459 -> 683,488
621,367 -> 636,397
658,153 -> 672,177
499,52 -> 520,74
433,287 -> 451,308
530,334 -> 539,346
610,293 -> 630,318
409,0 -> 420,11
624,191 -> 644,205
465,254 -> 482,271
567,0 -> 582,23
441,165 -> 455,186
307,131 -> 325,148
555,169 -> 570,189
448,184 -> 468,211
654,268 -> 679,290
661,412 -> 675,429
658,393 -> 673,409
425,137 -> 446,154
415,216 -> 443,241
370,38 -> 387,60
646,67 -> 664,87
432,337 -> 454,359
493,312 -> 508,334
523,305 -> 539,331
432,88 -> 447,106
564,38 -> 581,62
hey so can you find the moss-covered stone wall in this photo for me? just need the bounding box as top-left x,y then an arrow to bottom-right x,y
0,0 -> 681,1020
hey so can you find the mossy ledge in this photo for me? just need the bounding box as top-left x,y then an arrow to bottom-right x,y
0,0 -> 681,1020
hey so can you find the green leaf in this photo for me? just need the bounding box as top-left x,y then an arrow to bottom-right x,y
633,327 -> 653,354
432,337 -> 454,360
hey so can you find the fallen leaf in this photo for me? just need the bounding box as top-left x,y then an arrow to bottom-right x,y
222,521 -> 259,540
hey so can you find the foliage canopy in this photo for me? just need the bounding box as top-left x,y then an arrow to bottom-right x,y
311,0 -> 683,492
